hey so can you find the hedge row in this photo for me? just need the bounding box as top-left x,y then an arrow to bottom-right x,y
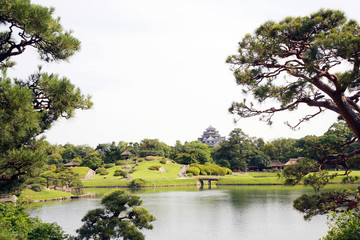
186,163 -> 232,176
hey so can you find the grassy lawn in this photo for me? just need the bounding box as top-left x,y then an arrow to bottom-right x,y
21,189 -> 73,201
82,157 -> 184,187
131,159 -> 182,180
92,165 -> 130,180
218,171 -> 360,185
80,157 -> 360,187
218,172 -> 284,185
70,167 -> 90,178
82,179 -> 129,187
329,170 -> 360,183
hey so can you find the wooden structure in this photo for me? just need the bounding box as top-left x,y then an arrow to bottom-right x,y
270,160 -> 284,171
120,150 -> 132,160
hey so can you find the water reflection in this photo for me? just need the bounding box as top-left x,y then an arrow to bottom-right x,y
29,186 -> 333,240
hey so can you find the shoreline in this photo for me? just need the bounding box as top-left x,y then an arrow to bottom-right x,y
32,193 -> 96,203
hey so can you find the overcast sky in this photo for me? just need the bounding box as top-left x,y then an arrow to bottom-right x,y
9,0 -> 360,147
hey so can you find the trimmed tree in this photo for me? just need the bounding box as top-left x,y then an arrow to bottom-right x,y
76,190 -> 155,240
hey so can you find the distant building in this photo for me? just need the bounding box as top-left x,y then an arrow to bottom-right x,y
63,161 -> 80,167
284,157 -> 304,166
198,125 -> 225,147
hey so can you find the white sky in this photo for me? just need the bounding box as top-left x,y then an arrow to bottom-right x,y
8,0 -> 360,147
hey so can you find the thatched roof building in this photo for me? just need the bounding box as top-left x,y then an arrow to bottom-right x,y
284,157 -> 304,166
64,161 -> 80,167
120,150 -> 132,156
271,160 -> 284,170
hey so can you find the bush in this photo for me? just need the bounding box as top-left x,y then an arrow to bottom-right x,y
321,211 -> 360,240
129,178 -> 145,188
145,156 -> 157,161
28,222 -> 66,240
187,173 -> 193,177
104,163 -> 114,169
212,166 -> 227,176
186,166 -> 200,176
159,159 -> 166,164
148,165 -> 161,171
31,184 -> 43,192
114,170 -> 128,178
95,168 -> 106,174
100,171 -> 109,175
203,165 -> 213,175
226,168 -> 233,175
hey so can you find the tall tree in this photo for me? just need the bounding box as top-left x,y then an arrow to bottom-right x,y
226,9 -> 360,220
0,0 -> 92,195
226,9 -> 360,162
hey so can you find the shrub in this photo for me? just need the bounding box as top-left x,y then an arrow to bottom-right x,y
203,165 -> 213,175
129,178 -> 145,188
104,163 -> 114,169
28,222 -> 66,240
225,168 -> 233,175
145,156 -> 157,161
148,165 -> 161,171
114,170 -> 128,178
31,184 -> 43,192
186,166 -> 200,176
100,171 -> 109,175
159,159 -> 166,164
212,166 -> 227,176
96,168 -> 106,174
187,173 -> 193,177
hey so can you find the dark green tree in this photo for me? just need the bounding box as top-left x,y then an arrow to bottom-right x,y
76,190 -> 155,240
227,9 -> 360,158
0,0 -> 92,195
81,151 -> 103,170
226,9 -> 360,222
172,141 -> 214,164
212,128 -> 270,171
0,0 -> 80,63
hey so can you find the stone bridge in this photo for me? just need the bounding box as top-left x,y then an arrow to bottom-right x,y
197,177 -> 219,189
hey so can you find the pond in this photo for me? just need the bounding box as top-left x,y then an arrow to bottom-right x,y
29,185 -> 340,240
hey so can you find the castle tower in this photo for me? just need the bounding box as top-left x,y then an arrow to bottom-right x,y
198,125 -> 225,147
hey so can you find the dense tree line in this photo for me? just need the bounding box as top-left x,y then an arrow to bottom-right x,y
37,119 -> 358,175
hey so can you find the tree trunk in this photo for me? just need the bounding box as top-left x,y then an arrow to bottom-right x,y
334,95 -> 360,143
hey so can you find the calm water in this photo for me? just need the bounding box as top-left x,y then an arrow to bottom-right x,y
29,186 -> 333,240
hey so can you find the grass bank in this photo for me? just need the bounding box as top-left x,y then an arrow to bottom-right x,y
22,189 -> 73,201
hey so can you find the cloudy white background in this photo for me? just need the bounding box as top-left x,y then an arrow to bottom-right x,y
8,0 -> 360,147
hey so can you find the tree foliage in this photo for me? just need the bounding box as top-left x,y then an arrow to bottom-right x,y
0,0 -> 80,63
227,9 -> 360,228
321,210 -> 360,240
76,190 -> 155,240
212,128 -> 271,171
227,9 -> 360,161
0,200 -> 67,239
0,0 -> 92,195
